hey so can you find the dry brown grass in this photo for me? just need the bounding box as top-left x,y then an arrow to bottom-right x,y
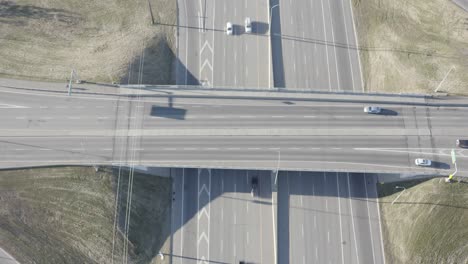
378,178 -> 468,264
0,166 -> 172,264
352,0 -> 468,94
0,0 -> 176,84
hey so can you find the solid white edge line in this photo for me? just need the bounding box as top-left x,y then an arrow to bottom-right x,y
348,0 -> 365,92
336,173 -> 345,264
271,171 -> 278,264
180,168 -> 185,264
376,175 -> 387,264
363,174 -> 377,263
347,172 -> 361,263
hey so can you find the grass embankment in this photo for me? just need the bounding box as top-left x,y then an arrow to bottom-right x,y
352,0 -> 468,94
378,178 -> 468,264
0,0 -> 176,84
0,166 -> 172,264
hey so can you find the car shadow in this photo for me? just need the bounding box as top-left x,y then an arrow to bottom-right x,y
431,161 -> 451,170
252,21 -> 269,35
380,109 -> 398,116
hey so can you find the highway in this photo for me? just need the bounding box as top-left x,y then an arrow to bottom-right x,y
1,89 -> 467,175
273,0 -> 362,90
278,171 -> 384,264
171,168 -> 275,264
177,0 -> 270,88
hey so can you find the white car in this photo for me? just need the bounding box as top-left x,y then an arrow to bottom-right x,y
244,17 -> 252,33
226,22 -> 233,35
415,158 -> 432,167
364,106 -> 382,114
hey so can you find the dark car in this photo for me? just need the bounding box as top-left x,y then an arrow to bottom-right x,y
457,139 -> 468,148
251,177 -> 258,197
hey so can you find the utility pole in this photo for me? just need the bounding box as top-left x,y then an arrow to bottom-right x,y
274,150 -> 280,185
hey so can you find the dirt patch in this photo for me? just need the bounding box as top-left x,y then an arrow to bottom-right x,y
378,178 -> 468,264
352,0 -> 468,95
0,0 -> 176,85
0,166 -> 172,264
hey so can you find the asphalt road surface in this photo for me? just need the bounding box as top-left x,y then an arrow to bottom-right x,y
171,168 -> 275,264
272,0 -> 362,90
1,89 -> 467,175
278,171 -> 384,264
177,0 -> 270,88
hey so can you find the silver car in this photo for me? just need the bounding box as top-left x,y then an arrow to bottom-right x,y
415,158 -> 432,167
364,106 -> 382,114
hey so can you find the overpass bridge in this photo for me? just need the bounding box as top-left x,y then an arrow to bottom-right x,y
1,79 -> 467,177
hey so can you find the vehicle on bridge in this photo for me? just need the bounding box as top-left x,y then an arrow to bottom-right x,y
364,106 -> 382,114
415,158 -> 432,167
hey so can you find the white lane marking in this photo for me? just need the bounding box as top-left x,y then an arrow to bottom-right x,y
315,247 -> 318,260
269,148 -> 280,150
347,173 -> 361,263
39,106 -> 48,109
272,115 -> 285,118
319,0 -> 332,91
40,148 -> 52,151
178,171 -> 185,262
15,116 -> 26,119
354,148 -> 468,158
239,115 -> 254,118
347,0 -> 365,91
303,115 -> 316,118
71,148 -> 82,151
325,199 -> 328,210
289,147 -> 301,150
163,148 -> 176,150
327,0 -> 342,91
327,231 -> 330,243
363,174 -> 377,263
14,148 -> 25,151
290,16 -> 293,25
204,147 -> 218,150
102,148 -> 113,151
271,175 -> 278,264
376,185 -> 387,264
0,103 -> 29,108
336,173 -> 345,264
248,147 -> 260,150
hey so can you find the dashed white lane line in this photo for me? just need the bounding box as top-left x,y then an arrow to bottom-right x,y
347,173 -> 361,264
14,149 -> 25,151
15,117 -> 26,119
315,247 -> 318,260
327,231 -> 330,243
272,115 -> 285,118
239,115 -> 255,118
39,106 -> 48,109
